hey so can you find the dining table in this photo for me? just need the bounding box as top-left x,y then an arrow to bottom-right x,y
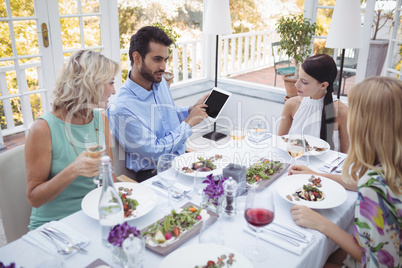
0,133 -> 357,268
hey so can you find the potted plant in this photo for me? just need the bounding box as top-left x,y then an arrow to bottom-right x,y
275,14 -> 317,98
152,22 -> 181,86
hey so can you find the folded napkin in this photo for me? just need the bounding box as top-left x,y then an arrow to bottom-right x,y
149,180 -> 193,202
315,150 -> 346,166
244,224 -> 315,255
247,132 -> 272,143
23,221 -> 90,258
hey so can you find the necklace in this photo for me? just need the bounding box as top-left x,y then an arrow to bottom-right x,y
61,111 -> 98,156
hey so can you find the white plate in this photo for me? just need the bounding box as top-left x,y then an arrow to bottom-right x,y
277,134 -> 330,156
174,152 -> 230,178
81,182 -> 158,221
275,174 -> 347,209
159,243 -> 253,268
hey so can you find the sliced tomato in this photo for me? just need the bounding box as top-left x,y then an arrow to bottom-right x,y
173,226 -> 180,237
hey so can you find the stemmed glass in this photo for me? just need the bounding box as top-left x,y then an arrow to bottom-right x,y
157,154 -> 177,214
244,187 -> 275,262
247,114 -> 268,162
286,134 -> 305,166
84,131 -> 106,186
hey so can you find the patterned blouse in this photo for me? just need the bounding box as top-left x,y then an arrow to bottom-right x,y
348,170 -> 402,268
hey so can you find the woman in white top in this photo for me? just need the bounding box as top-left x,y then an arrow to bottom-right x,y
278,54 -> 349,153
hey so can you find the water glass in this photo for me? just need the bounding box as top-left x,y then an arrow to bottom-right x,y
198,218 -> 224,245
123,235 -> 144,268
157,154 -> 177,214
193,165 -> 210,195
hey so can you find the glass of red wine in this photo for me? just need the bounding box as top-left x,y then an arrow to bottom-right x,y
244,186 -> 275,262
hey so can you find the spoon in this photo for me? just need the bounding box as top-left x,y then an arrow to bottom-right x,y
40,231 -> 72,255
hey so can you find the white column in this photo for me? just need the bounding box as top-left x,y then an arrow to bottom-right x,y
202,0 -> 215,82
356,0 -> 376,83
99,0 -> 122,90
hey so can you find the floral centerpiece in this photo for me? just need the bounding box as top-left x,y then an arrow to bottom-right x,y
202,174 -> 228,211
108,222 -> 141,264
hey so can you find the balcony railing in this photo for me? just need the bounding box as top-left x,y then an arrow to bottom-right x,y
0,30 -> 279,144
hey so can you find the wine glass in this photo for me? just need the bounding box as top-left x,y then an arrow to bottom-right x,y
244,187 -> 275,262
286,134 -> 305,166
247,114 -> 269,162
230,120 -> 246,148
157,154 -> 177,214
84,131 -> 106,186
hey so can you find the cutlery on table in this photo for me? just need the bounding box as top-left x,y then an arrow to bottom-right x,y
322,157 -> 346,173
46,227 -> 86,247
247,225 -> 300,247
271,222 -> 307,240
43,228 -> 87,254
263,227 -> 308,244
40,230 -> 72,255
152,181 -> 192,199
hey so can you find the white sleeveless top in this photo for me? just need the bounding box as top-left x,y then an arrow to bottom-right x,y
288,96 -> 340,152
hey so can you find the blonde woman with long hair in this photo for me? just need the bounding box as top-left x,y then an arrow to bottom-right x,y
290,77 -> 401,267
25,50 -> 119,230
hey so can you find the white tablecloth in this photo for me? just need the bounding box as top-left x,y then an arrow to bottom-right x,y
0,135 -> 356,268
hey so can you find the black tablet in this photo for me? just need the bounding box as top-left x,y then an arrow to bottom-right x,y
203,87 -> 232,121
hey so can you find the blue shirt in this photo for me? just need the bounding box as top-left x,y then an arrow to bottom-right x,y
107,74 -> 192,172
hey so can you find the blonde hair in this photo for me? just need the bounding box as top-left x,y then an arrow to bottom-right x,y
342,76 -> 402,194
52,50 -> 120,118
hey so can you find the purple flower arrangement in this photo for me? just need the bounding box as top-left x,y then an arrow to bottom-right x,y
0,262 -> 15,268
108,222 -> 141,248
203,174 -> 228,206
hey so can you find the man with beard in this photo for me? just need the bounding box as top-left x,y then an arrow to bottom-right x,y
107,26 -> 208,181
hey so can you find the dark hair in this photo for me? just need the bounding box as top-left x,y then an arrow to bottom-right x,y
129,26 -> 173,66
301,54 -> 338,149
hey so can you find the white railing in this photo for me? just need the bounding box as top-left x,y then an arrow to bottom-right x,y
118,31 -> 278,87
0,62 -> 49,139
220,30 -> 278,77
0,31 -> 279,143
119,38 -> 205,86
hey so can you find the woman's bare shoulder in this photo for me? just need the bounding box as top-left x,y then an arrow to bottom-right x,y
27,118 -> 51,143
285,96 -> 302,107
334,100 -> 348,115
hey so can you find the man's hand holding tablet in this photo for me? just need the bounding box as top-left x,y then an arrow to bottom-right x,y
186,94 -> 209,127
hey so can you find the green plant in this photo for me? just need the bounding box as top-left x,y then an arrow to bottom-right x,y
275,14 -> 317,78
152,22 -> 181,54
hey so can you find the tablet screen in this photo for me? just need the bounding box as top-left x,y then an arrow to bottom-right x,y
204,89 -> 230,119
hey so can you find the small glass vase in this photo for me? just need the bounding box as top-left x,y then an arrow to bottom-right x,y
202,192 -> 224,213
112,246 -> 127,266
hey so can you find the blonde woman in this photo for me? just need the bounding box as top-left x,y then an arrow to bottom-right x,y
25,50 -> 119,230
290,77 -> 402,267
